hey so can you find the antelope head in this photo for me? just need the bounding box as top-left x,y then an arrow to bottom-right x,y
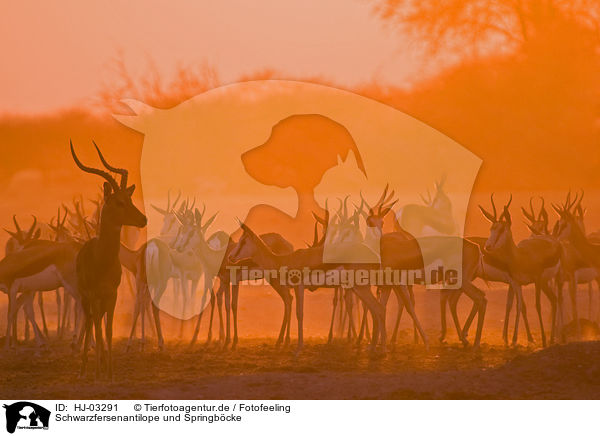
420,175 -> 451,212
329,196 -> 362,244
480,193 -> 513,253
308,205 -> 330,248
4,215 -> 41,254
151,189 -> 182,237
362,183 -> 398,234
173,204 -> 217,252
49,206 -> 71,242
229,221 -> 263,264
552,191 -> 581,241
521,197 -> 549,236
573,190 -> 586,234
70,140 -> 147,231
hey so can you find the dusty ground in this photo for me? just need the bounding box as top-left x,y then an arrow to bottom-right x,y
1,334 -> 600,400
2,284 -> 600,399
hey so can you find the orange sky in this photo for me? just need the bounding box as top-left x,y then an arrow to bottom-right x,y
0,0 -> 432,115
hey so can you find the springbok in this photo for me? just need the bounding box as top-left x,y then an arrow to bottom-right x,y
479,194 -> 560,347
151,190 -> 182,245
3,210 -> 85,349
323,198 -> 365,343
396,176 -> 457,237
356,187 -> 420,346
1,233 -> 83,350
71,140 -> 147,380
364,186 -> 487,348
220,229 -> 295,349
172,206 -> 229,345
229,215 -> 386,353
4,215 -> 43,342
466,197 -> 551,346
553,192 -> 600,339
125,237 -> 172,351
570,195 -> 599,321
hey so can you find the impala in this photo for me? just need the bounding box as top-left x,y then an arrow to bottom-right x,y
71,140 -> 147,380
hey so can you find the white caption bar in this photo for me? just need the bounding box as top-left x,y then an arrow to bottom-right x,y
0,400 -> 595,435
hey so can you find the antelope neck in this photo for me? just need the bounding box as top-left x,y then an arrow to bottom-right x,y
97,217 -> 123,262
490,229 -> 517,263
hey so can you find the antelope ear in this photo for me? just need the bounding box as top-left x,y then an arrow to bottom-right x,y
4,229 -> 17,238
151,204 -> 167,216
103,182 -> 113,199
380,204 -> 397,219
33,229 -> 41,240
381,200 -> 398,217
239,221 -> 258,239
125,185 -> 136,196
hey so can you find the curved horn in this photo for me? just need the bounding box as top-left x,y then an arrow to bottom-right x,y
92,140 -> 128,189
420,189 -> 432,206
171,190 -> 182,211
4,229 -> 17,238
381,189 -> 396,212
336,197 -> 344,220
26,215 -> 37,239
311,220 -> 319,247
201,212 -> 218,232
538,197 -> 548,222
575,189 -> 584,213
529,197 -> 535,220
490,193 -> 497,220
360,191 -> 372,212
479,193 -> 497,223
151,204 -> 168,216
70,140 -> 119,192
56,206 -> 61,229
343,195 -> 349,220
551,203 -> 563,216
374,184 -> 389,211
12,215 -> 22,235
61,205 -> 68,228
567,191 -> 579,213
522,197 -> 534,222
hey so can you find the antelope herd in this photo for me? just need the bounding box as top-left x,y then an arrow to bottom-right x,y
1,142 -> 599,380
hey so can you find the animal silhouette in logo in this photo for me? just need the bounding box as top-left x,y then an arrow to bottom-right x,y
3,402 -> 50,434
